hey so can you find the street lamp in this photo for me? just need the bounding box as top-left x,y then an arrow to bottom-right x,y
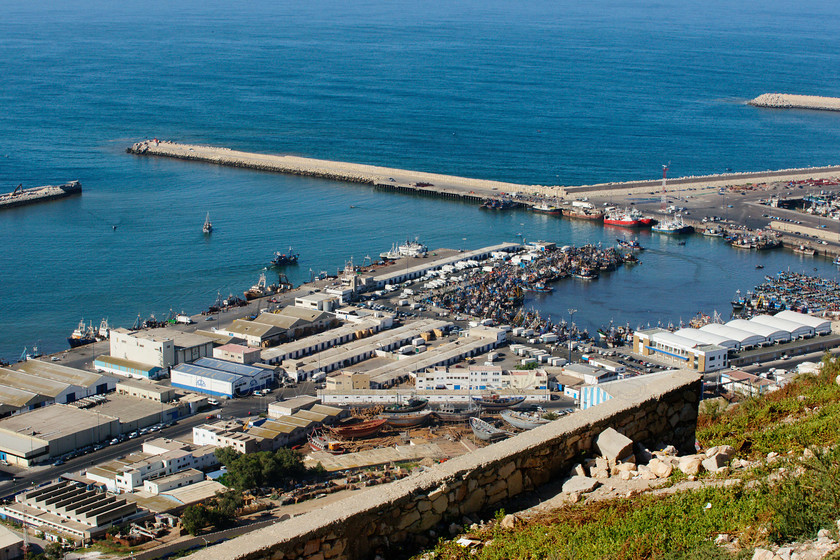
568,308 -> 577,363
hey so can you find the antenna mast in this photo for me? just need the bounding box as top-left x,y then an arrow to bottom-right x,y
660,163 -> 670,211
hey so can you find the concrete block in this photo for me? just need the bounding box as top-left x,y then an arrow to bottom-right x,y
562,476 -> 600,494
595,428 -> 634,462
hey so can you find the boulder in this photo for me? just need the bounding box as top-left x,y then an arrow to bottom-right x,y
648,458 -> 673,478
595,428 -> 634,463
702,452 -> 730,472
571,463 -> 587,477
751,548 -> 775,560
500,514 -> 518,529
835,374 -> 840,386
562,476 -> 600,494
678,456 -> 704,476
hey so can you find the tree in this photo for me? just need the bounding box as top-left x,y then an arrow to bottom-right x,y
181,504 -> 212,535
214,446 -> 242,467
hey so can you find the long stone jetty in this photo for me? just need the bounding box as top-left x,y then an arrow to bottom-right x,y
127,140 -> 552,200
748,93 -> 840,112
0,181 -> 82,210
127,140 -> 840,203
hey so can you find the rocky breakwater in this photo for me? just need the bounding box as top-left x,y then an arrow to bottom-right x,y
0,180 -> 82,210
127,139 -> 544,198
749,93 -> 840,112
183,370 -> 701,560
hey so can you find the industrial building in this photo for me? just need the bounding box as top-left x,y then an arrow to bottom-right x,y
633,329 -> 729,372
749,314 -> 814,339
0,384 -> 50,418
295,292 -> 340,312
170,358 -> 274,398
192,420 -> 263,454
673,328 -> 741,351
773,310 -> 832,335
700,323 -> 766,349
0,480 -> 143,542
415,366 -> 548,392
220,308 -> 337,348
213,343 -> 261,364
109,328 -> 214,370
261,318 -> 388,365
0,526 -> 23,560
93,355 -> 163,380
726,319 -> 790,344
279,319 -> 451,381
114,380 -> 177,403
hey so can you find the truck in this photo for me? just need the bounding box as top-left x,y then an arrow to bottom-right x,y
176,314 -> 194,325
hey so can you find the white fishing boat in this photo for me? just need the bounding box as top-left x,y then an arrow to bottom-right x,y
652,214 -> 692,234
202,212 -> 213,234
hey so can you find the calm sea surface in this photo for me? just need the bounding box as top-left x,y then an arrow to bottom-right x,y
2,0 -> 840,362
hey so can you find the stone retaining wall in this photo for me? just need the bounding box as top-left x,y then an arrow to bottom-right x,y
186,370 -> 700,560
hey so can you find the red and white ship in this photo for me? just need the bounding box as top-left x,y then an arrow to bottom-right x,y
604,209 -> 642,227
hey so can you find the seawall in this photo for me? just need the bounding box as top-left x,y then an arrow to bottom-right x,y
185,369 -> 701,560
127,140 -> 550,201
0,181 -> 82,210
748,93 -> 840,112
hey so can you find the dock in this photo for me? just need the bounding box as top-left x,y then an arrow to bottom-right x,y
0,181 -> 82,210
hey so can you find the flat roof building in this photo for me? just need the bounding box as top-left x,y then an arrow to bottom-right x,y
213,344 -> 261,364
171,359 -> 274,398
633,328 -> 729,372
115,380 -> 176,403
94,355 -> 163,380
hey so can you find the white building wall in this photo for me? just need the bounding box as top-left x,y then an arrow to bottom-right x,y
110,330 -> 175,369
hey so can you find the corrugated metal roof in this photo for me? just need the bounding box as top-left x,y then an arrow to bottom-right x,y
749,315 -> 814,337
193,357 -> 264,377
95,355 -> 160,372
700,323 -> 766,346
17,360 -> 105,388
727,319 -> 790,341
171,364 -> 241,383
674,328 -> 739,349
774,310 -> 831,331
0,368 -> 71,398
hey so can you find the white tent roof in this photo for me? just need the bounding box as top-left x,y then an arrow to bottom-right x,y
749,315 -> 814,339
653,331 -> 721,352
674,328 -> 739,350
773,310 -> 832,334
726,319 -> 790,343
700,323 -> 766,347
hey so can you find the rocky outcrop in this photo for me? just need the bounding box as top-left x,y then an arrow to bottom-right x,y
748,93 -> 840,112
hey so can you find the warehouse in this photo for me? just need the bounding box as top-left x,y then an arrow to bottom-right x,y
0,368 -> 77,404
726,319 -> 791,344
633,328 -> 728,372
170,359 -> 273,398
16,361 -> 117,396
261,318 -> 384,365
749,314 -> 814,339
773,310 -> 832,335
700,323 -> 766,349
0,385 -> 50,418
674,328 -> 740,351
94,355 -> 163,380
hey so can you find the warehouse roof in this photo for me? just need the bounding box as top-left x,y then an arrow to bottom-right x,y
674,328 -> 740,350
226,320 -> 282,338
171,363 -> 241,384
700,323 -> 767,347
0,405 -> 117,445
727,319 -> 790,342
773,310 -> 832,332
193,357 -> 265,377
653,331 -> 724,353
749,315 -> 814,338
0,368 -> 71,398
16,360 -> 106,388
144,328 -> 215,349
95,354 -> 160,372
0,384 -> 50,409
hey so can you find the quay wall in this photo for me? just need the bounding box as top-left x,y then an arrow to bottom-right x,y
127,140 -> 553,200
0,181 -> 82,210
749,93 -> 840,112
185,370 -> 701,560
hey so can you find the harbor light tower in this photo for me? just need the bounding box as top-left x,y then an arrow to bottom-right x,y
660,162 -> 670,211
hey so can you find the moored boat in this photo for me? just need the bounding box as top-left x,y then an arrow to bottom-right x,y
604,210 -> 642,227
793,244 -> 816,256
531,203 -> 562,215
243,272 -> 277,300
328,418 -> 387,439
500,409 -> 552,430
271,247 -> 299,266
563,207 -> 604,221
383,410 -> 433,428
469,417 -> 512,442
308,429 -> 345,454
471,395 -> 526,410
433,403 -> 481,423
652,214 -> 692,234
67,319 -> 96,348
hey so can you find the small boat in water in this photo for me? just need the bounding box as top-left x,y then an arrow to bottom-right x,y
308,429 -> 345,454
381,397 -> 428,414
383,410 -> 434,428
328,418 -> 387,439
500,409 -> 551,430
835,256 -> 840,266
271,247 -> 299,266
471,395 -> 526,410
470,417 -> 513,442
202,212 -> 212,234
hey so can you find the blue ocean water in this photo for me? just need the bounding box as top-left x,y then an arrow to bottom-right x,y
2,0 -> 840,361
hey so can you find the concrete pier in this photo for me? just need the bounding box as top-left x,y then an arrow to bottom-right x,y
749,93 -> 840,112
127,140 -> 548,201
0,181 -> 82,210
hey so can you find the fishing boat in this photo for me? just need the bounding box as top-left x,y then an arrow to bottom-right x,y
652,214 -> 692,234
523,282 -> 552,293
616,238 -> 644,251
793,244 -> 816,256
531,203 -> 562,215
398,237 -> 428,258
563,207 -> 604,221
703,227 -> 725,237
573,267 -> 599,280
380,243 -> 400,260
469,417 -> 512,442
96,318 -> 110,341
834,255 -> 840,266
381,397 -> 428,414
604,210 -> 642,227
433,403 -> 480,423
471,395 -> 526,410
271,247 -> 299,266
308,429 -> 345,454
67,319 -> 96,348
480,198 -> 517,211
243,272 -> 276,300
383,410 -> 433,428
202,212 -> 212,234
500,409 -> 552,430
328,418 -> 387,439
